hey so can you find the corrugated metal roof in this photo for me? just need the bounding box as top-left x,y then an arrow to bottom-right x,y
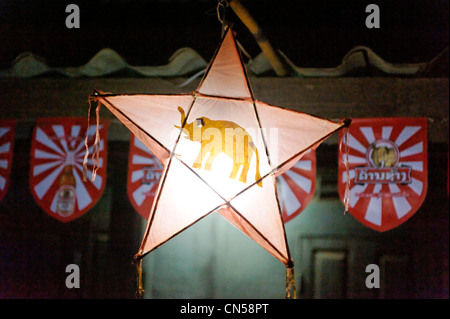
1,46 -> 447,78
0,48 -> 208,78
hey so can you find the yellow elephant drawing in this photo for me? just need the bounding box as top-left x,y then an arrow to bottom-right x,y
175,107 -> 262,187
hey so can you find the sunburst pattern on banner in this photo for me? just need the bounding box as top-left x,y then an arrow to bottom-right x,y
277,149 -> 316,223
0,120 -> 16,202
127,134 -> 163,219
338,117 -> 427,232
29,118 -> 109,222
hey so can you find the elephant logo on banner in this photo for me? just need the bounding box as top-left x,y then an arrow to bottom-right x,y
370,142 -> 397,168
175,107 -> 262,187
355,139 -> 412,185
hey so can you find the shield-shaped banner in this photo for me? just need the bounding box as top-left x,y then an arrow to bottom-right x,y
29,117 -> 109,222
338,117 -> 428,232
0,120 -> 16,202
277,149 -> 316,223
127,133 -> 163,219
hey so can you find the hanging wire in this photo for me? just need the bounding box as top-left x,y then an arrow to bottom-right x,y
217,0 -> 229,30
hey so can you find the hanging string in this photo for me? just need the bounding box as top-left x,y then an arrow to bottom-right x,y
82,93 -> 102,182
133,253 -> 145,298
285,265 -> 297,299
82,97 -> 93,182
91,101 -> 102,180
339,121 -> 351,213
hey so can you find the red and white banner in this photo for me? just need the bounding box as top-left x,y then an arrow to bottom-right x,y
338,117 -> 428,232
0,120 -> 16,202
277,149 -> 316,223
29,118 -> 109,222
127,134 -> 163,219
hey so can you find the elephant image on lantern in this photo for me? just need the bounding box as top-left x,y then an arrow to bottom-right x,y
174,107 -> 262,187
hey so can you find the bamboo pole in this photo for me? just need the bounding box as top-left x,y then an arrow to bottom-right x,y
229,0 -> 288,76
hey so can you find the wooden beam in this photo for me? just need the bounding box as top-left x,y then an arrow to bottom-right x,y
229,0 -> 289,76
1,77 -> 448,143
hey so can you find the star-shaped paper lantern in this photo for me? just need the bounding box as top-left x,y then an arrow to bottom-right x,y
87,28 -> 349,298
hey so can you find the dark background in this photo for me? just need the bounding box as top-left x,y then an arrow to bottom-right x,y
0,0 -> 448,69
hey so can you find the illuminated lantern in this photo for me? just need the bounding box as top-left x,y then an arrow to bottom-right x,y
86,28 -> 349,297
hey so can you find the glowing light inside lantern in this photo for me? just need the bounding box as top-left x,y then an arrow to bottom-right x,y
197,152 -> 242,200
176,137 -> 260,201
